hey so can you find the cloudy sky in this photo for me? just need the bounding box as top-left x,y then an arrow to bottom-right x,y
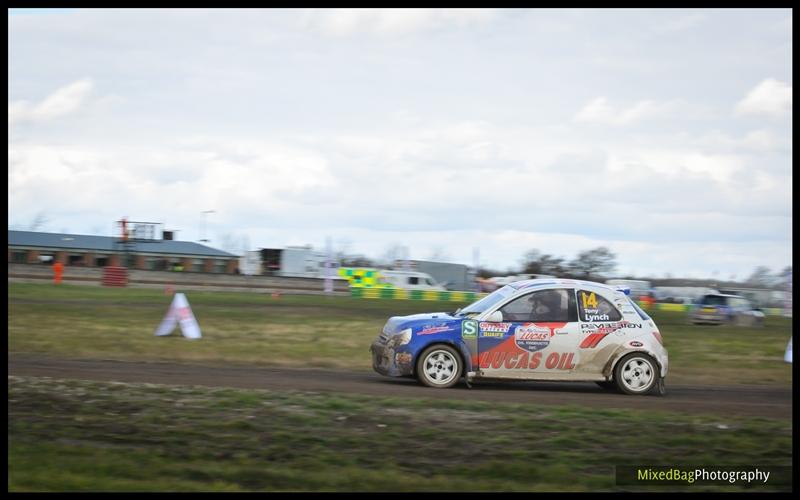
8,8 -> 793,279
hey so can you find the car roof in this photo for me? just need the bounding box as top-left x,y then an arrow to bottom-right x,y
509,278 -> 623,294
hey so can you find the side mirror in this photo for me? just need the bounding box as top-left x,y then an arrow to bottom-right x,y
486,310 -> 503,322
454,308 -> 462,315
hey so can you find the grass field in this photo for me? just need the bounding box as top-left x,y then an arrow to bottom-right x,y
8,283 -> 793,385
7,283 -> 794,492
8,376 -> 792,492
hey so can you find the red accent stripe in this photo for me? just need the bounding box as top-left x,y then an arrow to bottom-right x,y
580,333 -> 609,349
589,333 -> 609,348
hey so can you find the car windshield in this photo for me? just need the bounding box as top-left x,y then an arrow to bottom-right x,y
700,295 -> 728,306
457,285 -> 516,316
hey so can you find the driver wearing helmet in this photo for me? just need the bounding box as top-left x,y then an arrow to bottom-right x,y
529,290 -> 563,320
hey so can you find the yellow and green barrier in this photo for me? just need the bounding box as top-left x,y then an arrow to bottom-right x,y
654,303 -> 688,312
350,287 -> 484,302
340,272 -> 789,314
644,303 -> 785,316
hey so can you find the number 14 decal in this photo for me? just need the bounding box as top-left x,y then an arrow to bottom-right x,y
581,291 -> 598,309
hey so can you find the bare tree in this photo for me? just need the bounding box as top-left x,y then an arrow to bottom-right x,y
519,249 -> 542,274
342,254 -> 375,267
477,267 -> 505,279
334,237 -> 353,263
520,249 -> 566,276
381,243 -> 407,268
218,232 -> 239,254
567,247 -> 617,280
538,254 -> 566,276
746,266 -> 773,287
29,212 -> 48,231
428,246 -> 450,262
239,235 -> 250,255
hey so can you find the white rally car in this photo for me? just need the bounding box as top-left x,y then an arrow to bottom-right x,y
370,278 -> 668,395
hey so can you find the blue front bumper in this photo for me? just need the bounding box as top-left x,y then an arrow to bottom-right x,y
370,339 -> 414,377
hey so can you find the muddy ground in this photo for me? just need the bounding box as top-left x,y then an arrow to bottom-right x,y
9,354 -> 791,419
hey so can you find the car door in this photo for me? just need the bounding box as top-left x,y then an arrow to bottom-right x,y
575,288 -> 628,374
477,288 -> 581,379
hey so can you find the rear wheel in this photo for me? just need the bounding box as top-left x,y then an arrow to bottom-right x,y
653,376 -> 667,396
614,353 -> 658,395
416,345 -> 462,389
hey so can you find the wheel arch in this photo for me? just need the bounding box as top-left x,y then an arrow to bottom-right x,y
412,340 -> 471,378
604,348 -> 664,381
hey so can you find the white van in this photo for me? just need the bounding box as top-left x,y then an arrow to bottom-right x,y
490,274 -> 554,286
605,279 -> 653,301
380,270 -> 446,291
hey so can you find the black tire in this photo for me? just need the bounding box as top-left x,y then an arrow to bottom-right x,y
416,344 -> 463,389
653,376 -> 667,396
614,352 -> 659,396
595,381 -> 618,391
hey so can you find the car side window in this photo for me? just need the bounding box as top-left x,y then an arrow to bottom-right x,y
499,289 -> 572,323
577,290 -> 621,322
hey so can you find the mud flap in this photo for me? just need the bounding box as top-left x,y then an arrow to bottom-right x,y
651,377 -> 666,397
464,371 -> 476,389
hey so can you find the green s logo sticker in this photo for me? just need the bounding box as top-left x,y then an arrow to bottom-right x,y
462,320 -> 478,338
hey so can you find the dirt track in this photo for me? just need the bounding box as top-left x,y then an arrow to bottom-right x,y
9,354 -> 792,419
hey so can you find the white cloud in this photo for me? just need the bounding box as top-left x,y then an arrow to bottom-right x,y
735,78 -> 792,118
7,9 -> 793,279
655,129 -> 789,154
742,130 -> 781,152
8,120 -> 791,276
607,149 -> 746,184
301,8 -> 496,37
8,138 -> 337,233
574,97 -> 679,126
9,78 -> 94,126
655,12 -> 705,34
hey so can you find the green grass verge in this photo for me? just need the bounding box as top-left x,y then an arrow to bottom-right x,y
8,283 -> 793,384
8,376 -> 792,492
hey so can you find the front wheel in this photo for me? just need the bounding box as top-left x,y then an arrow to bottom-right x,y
614,353 -> 659,395
416,345 -> 463,389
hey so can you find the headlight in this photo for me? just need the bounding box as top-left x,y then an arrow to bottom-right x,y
387,328 -> 412,348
